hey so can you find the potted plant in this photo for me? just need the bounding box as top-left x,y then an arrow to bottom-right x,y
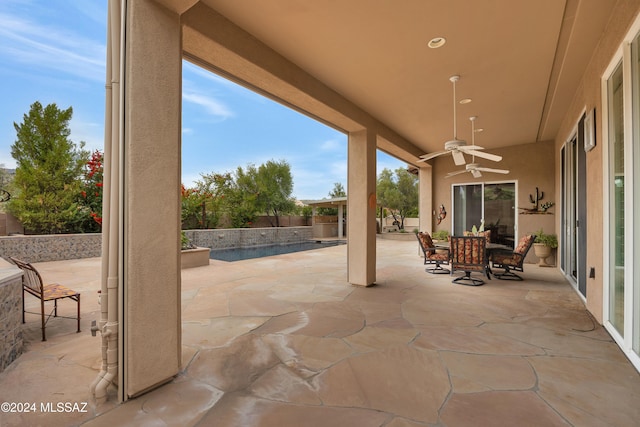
431,230 -> 450,242
533,228 -> 558,266
430,230 -> 450,254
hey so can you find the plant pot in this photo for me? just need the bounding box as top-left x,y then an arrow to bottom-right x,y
533,243 -> 552,267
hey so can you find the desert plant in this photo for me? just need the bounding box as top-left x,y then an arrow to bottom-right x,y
431,230 -> 450,241
534,228 -> 558,248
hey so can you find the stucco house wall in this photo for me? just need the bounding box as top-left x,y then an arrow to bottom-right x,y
553,0 -> 640,322
431,139 -> 555,264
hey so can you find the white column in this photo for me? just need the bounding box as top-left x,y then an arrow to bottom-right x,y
338,204 -> 344,238
347,130 -> 376,286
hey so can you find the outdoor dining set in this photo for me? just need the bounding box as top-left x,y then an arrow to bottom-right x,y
417,231 -> 536,286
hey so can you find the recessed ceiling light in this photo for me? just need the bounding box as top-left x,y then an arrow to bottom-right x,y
428,37 -> 446,48
459,98 -> 472,104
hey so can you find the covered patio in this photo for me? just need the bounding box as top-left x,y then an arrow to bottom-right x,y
29,0 -> 638,410
1,239 -> 638,426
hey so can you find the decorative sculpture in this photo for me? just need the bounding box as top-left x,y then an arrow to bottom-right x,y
436,204 -> 447,224
519,187 -> 553,214
529,187 -> 543,211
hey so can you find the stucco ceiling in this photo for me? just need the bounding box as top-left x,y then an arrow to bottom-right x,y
194,0 -> 615,158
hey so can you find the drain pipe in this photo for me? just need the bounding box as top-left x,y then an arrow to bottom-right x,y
91,0 -> 122,403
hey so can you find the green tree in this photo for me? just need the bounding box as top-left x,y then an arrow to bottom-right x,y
200,171 -> 257,228
317,182 -> 346,216
0,164 -> 11,189
181,173 -> 225,229
8,102 -> 88,234
254,160 -> 297,226
0,165 -> 13,209
231,165 -> 261,227
197,160 -> 296,228
376,167 -> 418,230
329,182 -> 346,198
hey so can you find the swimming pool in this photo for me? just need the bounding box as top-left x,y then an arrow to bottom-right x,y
209,240 -> 345,262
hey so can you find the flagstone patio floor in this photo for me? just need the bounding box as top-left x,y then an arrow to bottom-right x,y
1,238 -> 639,426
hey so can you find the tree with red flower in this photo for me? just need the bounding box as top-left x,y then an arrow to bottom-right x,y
79,150 -> 104,231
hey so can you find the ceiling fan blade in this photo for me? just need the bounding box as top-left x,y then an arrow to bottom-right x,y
445,170 -> 468,178
471,169 -> 482,178
418,150 -> 449,162
459,145 -> 485,151
467,149 -> 502,162
477,167 -> 510,174
452,150 -> 466,165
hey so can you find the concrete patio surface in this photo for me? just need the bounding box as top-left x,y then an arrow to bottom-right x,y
1,238 -> 639,426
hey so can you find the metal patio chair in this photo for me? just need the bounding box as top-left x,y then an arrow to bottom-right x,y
10,257 -> 81,341
449,235 -> 489,286
489,234 -> 536,281
417,231 -> 450,274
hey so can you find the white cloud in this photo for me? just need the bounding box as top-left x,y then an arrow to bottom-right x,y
70,118 -> 104,153
181,172 -> 202,187
0,153 -> 16,170
73,1 -> 106,26
319,138 -> 343,152
0,12 -> 106,82
183,61 -> 267,103
182,91 -> 234,120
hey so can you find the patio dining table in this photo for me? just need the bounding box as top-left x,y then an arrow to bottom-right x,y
434,240 -> 512,279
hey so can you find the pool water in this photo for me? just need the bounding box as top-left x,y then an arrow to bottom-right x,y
209,240 -> 345,262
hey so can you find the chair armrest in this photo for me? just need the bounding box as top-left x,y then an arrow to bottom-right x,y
490,250 -> 525,264
491,249 -> 514,256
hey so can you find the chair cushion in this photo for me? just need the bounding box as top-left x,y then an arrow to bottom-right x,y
43,283 -> 80,301
452,239 -> 484,271
514,235 -> 534,255
418,232 -> 434,249
427,252 -> 449,261
491,253 -> 520,266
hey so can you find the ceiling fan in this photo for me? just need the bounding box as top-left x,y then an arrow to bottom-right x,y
418,75 -> 502,166
446,116 -> 510,178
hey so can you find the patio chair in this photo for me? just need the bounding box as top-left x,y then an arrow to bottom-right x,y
10,257 -> 81,341
449,235 -> 489,286
489,234 -> 536,281
417,232 -> 450,274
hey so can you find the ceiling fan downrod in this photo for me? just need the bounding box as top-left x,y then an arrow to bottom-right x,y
450,75 -> 460,141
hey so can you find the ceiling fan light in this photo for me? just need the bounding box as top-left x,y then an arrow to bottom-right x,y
428,37 -> 446,48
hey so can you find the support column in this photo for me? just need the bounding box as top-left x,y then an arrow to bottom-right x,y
122,0 -> 182,399
338,204 -> 344,238
418,165 -> 433,233
347,130 -> 376,286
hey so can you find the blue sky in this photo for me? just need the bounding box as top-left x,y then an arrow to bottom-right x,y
0,1 -> 405,200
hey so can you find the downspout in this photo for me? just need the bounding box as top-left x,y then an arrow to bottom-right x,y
91,0 -> 123,403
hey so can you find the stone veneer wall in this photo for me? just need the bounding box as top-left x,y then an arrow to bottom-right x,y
185,226 -> 313,250
0,234 -> 102,263
0,264 -> 23,373
0,228 -> 314,262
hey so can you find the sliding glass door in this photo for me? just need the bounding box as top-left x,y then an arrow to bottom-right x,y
452,184 -> 482,235
607,61 -> 625,336
452,182 -> 516,247
602,22 -> 640,370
